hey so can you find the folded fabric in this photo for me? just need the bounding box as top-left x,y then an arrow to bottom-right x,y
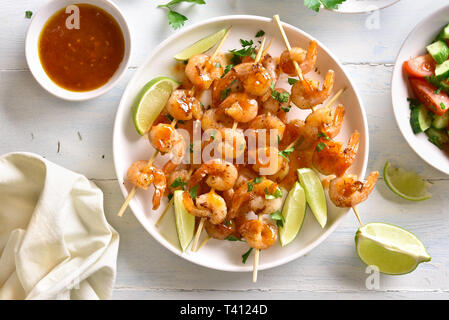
0,152 -> 119,300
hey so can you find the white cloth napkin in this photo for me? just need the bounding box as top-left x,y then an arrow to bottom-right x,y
0,152 -> 119,300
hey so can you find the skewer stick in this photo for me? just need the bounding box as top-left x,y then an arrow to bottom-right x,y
254,36 -> 266,63
117,119 -> 177,217
352,206 -> 363,227
252,214 -> 263,283
196,235 -> 211,252
211,27 -> 232,61
192,217 -> 206,252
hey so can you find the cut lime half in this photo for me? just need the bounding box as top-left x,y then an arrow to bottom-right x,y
173,190 -> 195,252
384,161 -> 431,201
279,181 -> 307,247
297,168 -> 327,228
356,222 -> 431,275
174,28 -> 227,61
132,77 -> 180,135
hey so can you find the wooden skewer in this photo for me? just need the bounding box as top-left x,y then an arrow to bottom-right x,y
196,235 -> 211,252
192,216 -> 206,251
352,206 -> 363,227
211,27 -> 232,61
252,214 -> 263,283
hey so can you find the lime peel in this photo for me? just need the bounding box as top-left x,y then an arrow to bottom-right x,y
297,168 -> 327,228
174,28 -> 227,61
384,161 -> 431,201
173,190 -> 195,252
279,181 -> 307,247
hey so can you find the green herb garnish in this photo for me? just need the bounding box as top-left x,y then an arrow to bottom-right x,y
25,11 -> 32,19
288,78 -> 298,85
220,87 -> 231,101
171,177 -> 187,189
189,185 -> 198,199
304,0 -> 346,12
158,0 -> 206,30
281,105 -> 291,112
270,210 -> 284,228
279,147 -> 294,161
226,235 -> 242,241
247,181 -> 254,192
255,30 -> 265,38
318,132 -> 331,140
242,248 -> 253,264
264,186 -> 283,200
316,142 -> 326,152
221,64 -> 234,78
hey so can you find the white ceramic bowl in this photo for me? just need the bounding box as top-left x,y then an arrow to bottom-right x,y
392,4 -> 449,175
331,0 -> 400,13
25,0 -> 131,101
113,15 -> 368,272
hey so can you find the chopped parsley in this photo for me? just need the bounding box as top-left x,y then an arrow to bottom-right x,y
281,105 -> 291,112
158,0 -> 206,30
279,147 -> 294,161
242,248 -> 253,264
210,130 -> 217,140
189,143 -> 194,153
215,62 -> 221,68
441,102 -> 446,110
264,186 -> 283,200
255,30 -> 265,38
230,39 -> 257,64
304,0 -> 346,12
221,64 -> 234,78
220,87 -> 231,101
25,11 -> 32,19
247,181 -> 254,192
318,132 -> 331,140
189,185 -> 198,199
316,142 -> 327,152
226,235 -> 242,241
168,193 -> 174,201
270,85 -> 290,103
171,177 -> 187,189
270,210 -> 284,228
240,39 -> 254,47
288,78 -> 298,85
254,177 -> 263,184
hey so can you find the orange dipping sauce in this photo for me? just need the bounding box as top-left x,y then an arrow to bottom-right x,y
38,3 -> 125,92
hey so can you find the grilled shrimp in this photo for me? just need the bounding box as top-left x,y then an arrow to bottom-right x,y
149,123 -> 186,162
234,62 -> 273,97
329,171 -> 379,208
182,189 -> 227,224
219,92 -> 259,123
211,68 -> 241,106
291,70 -> 335,109
185,53 -> 226,90
189,159 -> 238,191
248,146 -> 285,176
249,114 -> 286,145
127,160 -> 167,209
166,89 -> 203,121
217,127 -> 246,160
240,219 -> 278,250
262,88 -> 290,115
205,219 -> 237,240
312,131 -> 360,177
303,104 -> 345,140
167,167 -> 190,193
201,108 -> 234,131
229,178 -> 282,218
280,40 -> 318,76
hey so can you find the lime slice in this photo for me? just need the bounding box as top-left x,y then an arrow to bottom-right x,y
173,28 -> 227,61
384,161 -> 431,201
355,222 -> 431,275
279,181 -> 307,246
297,168 -> 327,228
173,190 -> 195,252
132,77 -> 180,135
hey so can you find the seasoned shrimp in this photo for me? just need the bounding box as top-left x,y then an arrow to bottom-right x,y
167,167 -> 190,193
185,53 -> 226,90
268,157 -> 289,182
240,219 -> 278,250
303,104 -> 345,140
234,62 -> 273,97
182,189 -> 227,224
149,123 -> 186,162
280,40 -> 318,76
329,171 -> 379,207
166,89 -> 203,121
248,146 -> 285,176
127,160 -> 167,209
229,178 -> 282,218
262,88 -> 290,115
249,114 -> 286,144
205,220 -> 237,240
312,131 -> 360,177
291,70 -> 335,109
189,159 -> 238,191
219,92 -> 259,123
262,53 -> 280,84
201,108 -> 234,131
211,68 -> 241,106
217,127 -> 246,160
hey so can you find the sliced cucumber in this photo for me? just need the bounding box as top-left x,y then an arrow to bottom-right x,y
432,112 -> 449,129
410,105 -> 432,133
435,60 -> 449,80
426,127 -> 449,149
442,24 -> 449,40
427,40 -> 449,64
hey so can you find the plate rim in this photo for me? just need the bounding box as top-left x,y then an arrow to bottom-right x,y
391,3 -> 449,176
330,0 -> 400,14
112,14 -> 369,272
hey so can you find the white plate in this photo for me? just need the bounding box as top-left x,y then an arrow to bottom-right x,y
391,5 -> 449,176
332,0 -> 400,13
113,15 -> 368,272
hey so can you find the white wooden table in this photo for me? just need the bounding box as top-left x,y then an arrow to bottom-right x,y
2,0 -> 449,299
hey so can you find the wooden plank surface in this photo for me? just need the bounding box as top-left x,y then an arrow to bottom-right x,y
1,0 -> 449,299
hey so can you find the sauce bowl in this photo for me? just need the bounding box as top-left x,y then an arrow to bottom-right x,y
25,0 -> 131,101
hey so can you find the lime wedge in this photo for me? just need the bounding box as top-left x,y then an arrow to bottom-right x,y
297,168 -> 327,228
132,77 -> 180,135
174,28 -> 227,61
173,190 -> 195,252
355,222 -> 431,275
279,181 -> 307,246
384,161 -> 431,201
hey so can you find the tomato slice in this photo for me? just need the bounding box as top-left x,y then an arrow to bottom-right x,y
409,78 -> 449,116
403,54 -> 435,78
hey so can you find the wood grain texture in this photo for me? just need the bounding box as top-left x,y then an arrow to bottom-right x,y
1,0 -> 449,299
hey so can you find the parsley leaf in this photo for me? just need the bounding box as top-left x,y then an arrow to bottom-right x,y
189,185 -> 198,199
271,86 -> 290,103
25,11 -> 32,19
264,186 -> 283,200
316,142 -> 326,152
242,248 -> 253,264
171,177 -> 187,189
281,105 -> 291,112
254,177 -> 263,184
318,132 -> 331,140
168,193 -> 174,201
220,87 -> 231,101
288,78 -> 298,85
189,143 -> 194,153
240,39 -> 254,47
247,181 -> 254,192
441,102 -> 446,110
160,0 -> 206,6
226,235 -> 242,241
255,30 -> 265,38
270,210 -> 285,228
221,64 -> 234,78
158,0 -> 206,30
210,130 -> 217,140
279,147 -> 294,161
304,0 -> 346,12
